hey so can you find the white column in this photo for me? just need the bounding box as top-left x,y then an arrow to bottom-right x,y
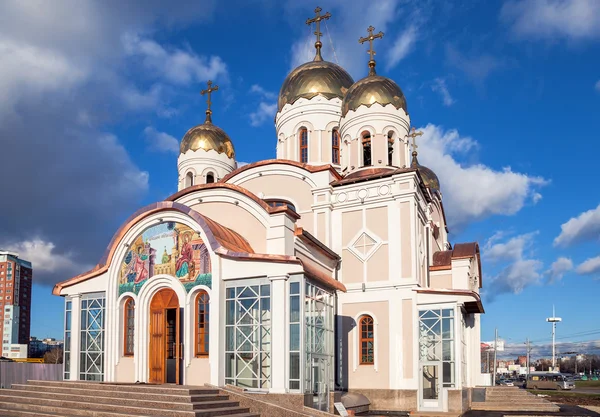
269,274 -> 289,393
69,294 -> 82,380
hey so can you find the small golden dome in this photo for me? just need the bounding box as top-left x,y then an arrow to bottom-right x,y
411,152 -> 440,191
180,118 -> 235,158
278,55 -> 354,112
342,74 -> 407,117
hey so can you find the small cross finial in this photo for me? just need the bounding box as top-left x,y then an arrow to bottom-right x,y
306,6 -> 331,62
200,80 -> 219,124
407,127 -> 423,166
359,25 -> 384,75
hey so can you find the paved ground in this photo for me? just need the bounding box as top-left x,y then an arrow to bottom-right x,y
463,404 -> 600,417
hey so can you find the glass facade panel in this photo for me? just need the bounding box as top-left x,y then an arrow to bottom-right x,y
79,294 -> 105,381
419,307 -> 455,388
225,283 -> 271,389
64,300 -> 72,379
288,280 -> 301,390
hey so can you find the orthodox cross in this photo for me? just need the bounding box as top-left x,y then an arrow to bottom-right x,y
306,7 -> 331,60
201,80 -> 219,123
407,127 -> 423,153
359,25 -> 384,75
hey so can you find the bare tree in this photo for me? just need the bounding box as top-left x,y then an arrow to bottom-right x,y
43,348 -> 63,364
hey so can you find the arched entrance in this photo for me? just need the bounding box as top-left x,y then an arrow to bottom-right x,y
149,288 -> 182,384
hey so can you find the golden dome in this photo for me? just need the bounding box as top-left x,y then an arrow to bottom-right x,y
411,152 -> 440,191
342,74 -> 407,117
278,53 -> 354,112
180,117 -> 235,158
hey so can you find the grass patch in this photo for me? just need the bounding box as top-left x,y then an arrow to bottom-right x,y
527,389 -> 600,398
576,380 -> 600,388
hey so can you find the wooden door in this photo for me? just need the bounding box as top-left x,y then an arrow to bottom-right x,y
149,289 -> 179,384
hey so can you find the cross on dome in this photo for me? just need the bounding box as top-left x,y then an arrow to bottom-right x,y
359,25 -> 384,76
306,6 -> 331,62
201,80 -> 219,124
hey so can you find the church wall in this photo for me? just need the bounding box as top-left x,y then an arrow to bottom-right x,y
187,357 -> 211,385
115,357 -> 135,383
189,202 -> 267,253
402,298 -> 414,380
400,202 -> 413,279
366,206 -> 389,241
309,130 -> 320,163
341,250 -> 363,284
343,301 -> 390,390
316,212 -> 326,243
430,272 -> 452,289
366,246 -> 389,282
321,130 -> 331,165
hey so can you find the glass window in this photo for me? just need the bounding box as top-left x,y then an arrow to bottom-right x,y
359,315 -> 374,365
419,308 -> 455,387
206,173 -> 215,184
123,298 -> 134,356
185,172 -> 194,187
387,131 -> 394,166
225,283 -> 271,389
362,131 -> 372,166
64,299 -> 72,380
299,128 -> 308,163
289,281 -> 301,390
195,290 -> 210,356
80,294 -> 106,381
332,128 -> 340,164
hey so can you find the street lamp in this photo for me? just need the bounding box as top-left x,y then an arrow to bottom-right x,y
546,307 -> 562,372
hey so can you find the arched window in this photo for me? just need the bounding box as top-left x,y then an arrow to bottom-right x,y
206,172 -> 215,184
299,128 -> 308,163
123,297 -> 135,356
185,172 -> 194,188
332,128 -> 340,164
359,315 -> 374,365
387,131 -> 395,166
362,131 -> 372,166
195,290 -> 210,356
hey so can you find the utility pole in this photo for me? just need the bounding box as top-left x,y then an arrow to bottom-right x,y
493,328 -> 498,386
546,306 -> 561,372
526,338 -> 530,378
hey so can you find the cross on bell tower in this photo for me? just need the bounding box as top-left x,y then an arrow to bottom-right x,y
359,25 -> 384,76
201,80 -> 219,124
407,127 -> 423,167
306,6 -> 331,62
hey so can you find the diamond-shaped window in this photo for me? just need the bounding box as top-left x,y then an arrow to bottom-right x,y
350,231 -> 380,260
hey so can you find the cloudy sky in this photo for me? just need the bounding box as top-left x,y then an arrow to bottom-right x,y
1,0 -> 599,356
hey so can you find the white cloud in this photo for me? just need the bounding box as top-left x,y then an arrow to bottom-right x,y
431,78 -> 455,106
122,33 -> 228,85
249,102 -> 277,127
143,127 -> 179,153
445,45 -> 504,83
545,257 -> 573,283
417,124 -> 547,229
250,84 -> 277,100
386,25 -> 418,70
1,239 -> 89,275
483,232 -> 543,298
576,255 -> 600,277
501,0 -> 600,41
553,203 -> 600,247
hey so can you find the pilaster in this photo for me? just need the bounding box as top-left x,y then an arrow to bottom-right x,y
268,274 -> 290,393
69,294 -> 82,380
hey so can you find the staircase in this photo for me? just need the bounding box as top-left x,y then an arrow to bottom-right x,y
470,386 -> 560,412
0,380 -> 260,417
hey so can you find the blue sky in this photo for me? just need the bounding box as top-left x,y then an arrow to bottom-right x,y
1,0 -> 599,358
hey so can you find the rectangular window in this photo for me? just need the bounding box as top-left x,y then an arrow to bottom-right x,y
225,283 -> 271,389
299,128 -> 308,163
64,300 -> 72,380
80,294 -> 105,381
289,281 -> 301,390
332,129 -> 340,164
419,308 -> 455,388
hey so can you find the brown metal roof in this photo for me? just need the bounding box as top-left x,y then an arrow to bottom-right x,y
430,242 -> 482,288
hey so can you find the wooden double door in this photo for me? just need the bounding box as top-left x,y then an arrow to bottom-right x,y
149,289 -> 183,384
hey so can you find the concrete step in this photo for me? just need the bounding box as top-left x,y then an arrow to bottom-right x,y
471,402 -> 560,412
11,383 -> 228,403
0,401 -> 253,417
0,390 -> 237,412
27,380 -> 220,395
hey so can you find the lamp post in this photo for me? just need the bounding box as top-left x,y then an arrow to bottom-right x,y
546,307 -> 562,372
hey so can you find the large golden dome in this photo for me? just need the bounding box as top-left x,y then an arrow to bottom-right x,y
278,53 -> 354,112
411,152 -> 440,192
180,118 -> 235,158
342,74 -> 407,117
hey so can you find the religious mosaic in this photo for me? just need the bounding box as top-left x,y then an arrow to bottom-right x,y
118,221 -> 211,296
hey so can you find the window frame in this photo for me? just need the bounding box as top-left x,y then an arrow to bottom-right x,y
361,131 -> 372,166
299,128 -> 308,163
332,128 -> 340,164
195,290 -> 210,357
123,297 -> 134,357
359,314 -> 375,365
206,172 -> 215,184
185,172 -> 194,187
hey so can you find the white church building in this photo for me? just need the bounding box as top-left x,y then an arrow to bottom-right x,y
54,12 -> 485,414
